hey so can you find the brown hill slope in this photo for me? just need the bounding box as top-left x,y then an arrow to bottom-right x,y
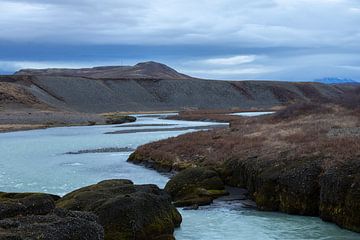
15,61 -> 193,80
0,62 -> 356,113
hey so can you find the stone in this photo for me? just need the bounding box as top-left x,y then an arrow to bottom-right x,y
57,179 -> 182,240
165,168 -> 228,207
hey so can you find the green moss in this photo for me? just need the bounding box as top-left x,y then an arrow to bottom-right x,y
57,179 -> 181,240
206,189 -> 228,197
103,114 -> 136,125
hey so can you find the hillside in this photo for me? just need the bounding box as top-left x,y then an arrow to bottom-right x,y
15,61 -> 193,80
0,62 -> 355,113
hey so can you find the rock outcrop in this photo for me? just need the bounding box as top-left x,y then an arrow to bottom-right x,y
0,192 -> 104,240
127,106 -> 360,233
131,146 -> 360,233
221,157 -> 322,215
319,160 -> 360,232
0,192 -> 60,218
103,114 -> 136,125
56,179 -> 182,240
164,168 -> 228,207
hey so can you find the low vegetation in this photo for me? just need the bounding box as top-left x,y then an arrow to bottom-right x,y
129,99 -> 360,232
102,113 -> 137,124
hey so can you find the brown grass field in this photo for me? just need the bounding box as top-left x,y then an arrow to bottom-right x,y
129,90 -> 360,231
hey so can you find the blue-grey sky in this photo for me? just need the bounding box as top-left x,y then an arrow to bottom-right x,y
1,0 -> 360,81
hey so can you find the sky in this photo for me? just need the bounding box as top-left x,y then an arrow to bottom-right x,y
0,0 -> 360,81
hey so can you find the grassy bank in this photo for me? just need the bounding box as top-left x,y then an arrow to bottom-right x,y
129,102 -> 360,232
0,111 -> 137,133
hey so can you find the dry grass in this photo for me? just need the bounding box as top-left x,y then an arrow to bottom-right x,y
135,103 -> 360,171
0,82 -> 41,106
0,124 -> 47,132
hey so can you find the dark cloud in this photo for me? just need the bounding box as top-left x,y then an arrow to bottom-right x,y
0,0 -> 359,80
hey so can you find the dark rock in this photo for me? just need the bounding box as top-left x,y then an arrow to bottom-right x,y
215,186 -> 248,202
104,115 -> 136,125
319,160 -> 360,232
241,200 -> 257,209
128,152 -> 176,173
0,193 -> 104,239
182,204 -> 199,210
56,179 -> 182,240
165,168 -> 228,207
222,157 -> 322,216
0,208 -> 104,240
0,192 -> 60,219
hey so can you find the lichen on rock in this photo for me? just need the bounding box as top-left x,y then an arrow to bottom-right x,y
0,192 -> 104,240
57,179 -> 182,240
165,167 -> 228,207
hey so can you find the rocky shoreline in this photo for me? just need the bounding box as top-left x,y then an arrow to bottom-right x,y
0,111 -> 136,133
0,180 -> 181,240
127,105 -> 360,233
129,144 -> 360,233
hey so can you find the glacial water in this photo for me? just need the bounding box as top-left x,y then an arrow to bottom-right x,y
230,111 -> 275,117
0,113 -> 359,240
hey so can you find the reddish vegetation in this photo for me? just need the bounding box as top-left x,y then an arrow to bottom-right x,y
0,82 -> 42,106
134,104 -> 360,170
129,102 -> 360,232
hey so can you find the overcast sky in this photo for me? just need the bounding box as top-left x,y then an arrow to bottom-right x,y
1,0 -> 360,81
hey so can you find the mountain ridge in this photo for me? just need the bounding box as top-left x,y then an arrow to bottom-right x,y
314,77 -> 358,84
15,61 -> 194,80
1,61 -> 358,113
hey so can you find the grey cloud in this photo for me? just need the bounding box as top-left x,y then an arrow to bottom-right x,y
1,0 -> 360,47
1,0 -> 360,81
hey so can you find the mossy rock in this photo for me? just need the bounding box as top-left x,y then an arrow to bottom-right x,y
0,208 -> 104,240
56,179 -> 182,240
0,193 -> 103,239
128,152 -> 175,173
222,156 -> 322,215
104,114 -> 136,125
319,160 -> 360,232
0,192 -> 60,219
165,167 -> 228,207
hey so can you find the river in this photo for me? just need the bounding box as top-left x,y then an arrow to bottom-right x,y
0,113 -> 358,240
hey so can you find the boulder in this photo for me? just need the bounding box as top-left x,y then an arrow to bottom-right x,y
104,115 -> 136,125
0,208 -> 104,240
0,192 -> 60,220
164,168 -> 228,207
56,179 -> 182,240
0,192 -> 104,240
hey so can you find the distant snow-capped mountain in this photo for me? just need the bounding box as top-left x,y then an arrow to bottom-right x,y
314,77 -> 358,84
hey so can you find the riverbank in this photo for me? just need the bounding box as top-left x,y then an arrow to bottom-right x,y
128,103 -> 360,233
1,112 -> 359,239
0,110 -> 137,133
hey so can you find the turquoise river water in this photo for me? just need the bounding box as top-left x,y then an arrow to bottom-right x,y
0,113 -> 359,240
